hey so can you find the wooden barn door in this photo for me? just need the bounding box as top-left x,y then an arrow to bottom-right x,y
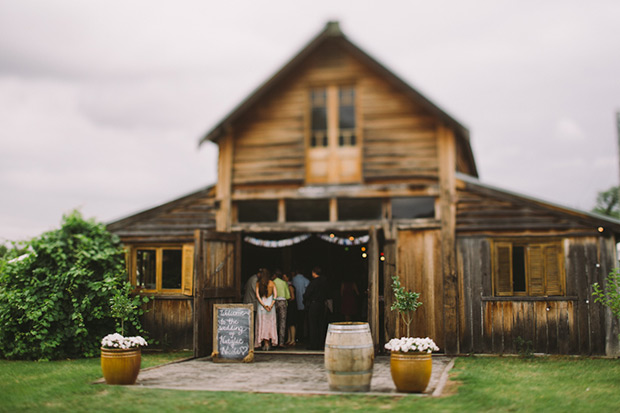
193,230 -> 241,358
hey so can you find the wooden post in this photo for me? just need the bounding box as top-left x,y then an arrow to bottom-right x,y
216,129 -> 233,232
193,230 -> 206,358
383,239 -> 397,343
437,125 -> 459,354
368,226 -> 380,349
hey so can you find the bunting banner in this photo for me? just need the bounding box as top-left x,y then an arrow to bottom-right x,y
243,234 -> 312,248
318,234 -> 369,246
243,233 -> 370,248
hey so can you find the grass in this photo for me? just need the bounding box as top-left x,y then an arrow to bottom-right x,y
1,353 -> 619,412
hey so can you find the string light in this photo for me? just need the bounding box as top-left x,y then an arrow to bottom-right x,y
361,247 -> 366,252
362,253 -> 367,259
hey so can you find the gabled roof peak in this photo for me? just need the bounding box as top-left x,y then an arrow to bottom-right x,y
324,21 -> 342,36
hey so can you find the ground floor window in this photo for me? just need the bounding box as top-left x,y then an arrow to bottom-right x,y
492,240 -> 564,296
127,244 -> 194,295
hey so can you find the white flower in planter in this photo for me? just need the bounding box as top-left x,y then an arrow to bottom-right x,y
384,337 -> 439,353
101,333 -> 148,350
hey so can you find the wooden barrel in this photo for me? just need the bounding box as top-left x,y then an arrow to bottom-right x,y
324,322 -> 374,392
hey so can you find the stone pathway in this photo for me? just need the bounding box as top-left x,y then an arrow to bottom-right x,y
130,353 -> 454,396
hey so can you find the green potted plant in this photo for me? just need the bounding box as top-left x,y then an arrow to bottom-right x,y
100,284 -> 148,385
384,275 -> 439,393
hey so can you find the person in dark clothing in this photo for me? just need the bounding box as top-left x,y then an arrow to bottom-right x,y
303,266 -> 329,350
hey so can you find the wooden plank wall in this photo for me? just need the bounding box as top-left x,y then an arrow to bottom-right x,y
141,298 -> 193,350
396,229 -> 445,349
194,231 -> 241,357
457,236 -> 613,354
457,186 -> 597,233
231,41 -> 441,186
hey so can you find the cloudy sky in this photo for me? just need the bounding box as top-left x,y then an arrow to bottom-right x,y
1,0 -> 619,242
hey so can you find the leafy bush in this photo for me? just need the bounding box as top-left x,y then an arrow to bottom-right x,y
592,268 -> 620,341
0,210 -> 146,360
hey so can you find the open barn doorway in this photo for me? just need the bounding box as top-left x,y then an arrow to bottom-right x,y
240,232 -> 371,330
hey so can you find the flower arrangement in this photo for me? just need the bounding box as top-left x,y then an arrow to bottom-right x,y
101,333 -> 148,350
385,337 -> 439,353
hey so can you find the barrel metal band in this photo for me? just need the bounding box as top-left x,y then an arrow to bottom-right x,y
325,344 -> 374,349
326,369 -> 373,375
327,329 -> 369,334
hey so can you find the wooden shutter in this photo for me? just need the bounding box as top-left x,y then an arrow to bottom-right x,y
527,245 -> 545,296
544,244 -> 563,296
182,244 -> 194,296
123,246 -> 133,284
494,242 -> 513,296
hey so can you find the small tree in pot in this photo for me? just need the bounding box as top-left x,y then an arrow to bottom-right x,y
389,275 -> 422,337
385,275 -> 438,393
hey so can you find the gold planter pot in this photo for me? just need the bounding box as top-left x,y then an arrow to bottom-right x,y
100,347 -> 142,385
389,351 -> 432,393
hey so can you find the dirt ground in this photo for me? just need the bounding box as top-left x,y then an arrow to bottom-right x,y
130,352 -> 454,396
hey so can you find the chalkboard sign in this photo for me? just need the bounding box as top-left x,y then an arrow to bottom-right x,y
212,304 -> 254,363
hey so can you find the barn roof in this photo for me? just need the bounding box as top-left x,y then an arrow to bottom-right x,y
199,21 -> 478,177
457,172 -> 620,235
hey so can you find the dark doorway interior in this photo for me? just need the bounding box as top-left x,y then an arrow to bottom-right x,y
241,232 -> 369,323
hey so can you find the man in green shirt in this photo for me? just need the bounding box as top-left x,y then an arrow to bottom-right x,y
273,270 -> 291,347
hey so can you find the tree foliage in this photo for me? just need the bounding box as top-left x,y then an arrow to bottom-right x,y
0,210 -> 146,360
592,186 -> 620,219
390,275 -> 422,337
592,268 -> 620,333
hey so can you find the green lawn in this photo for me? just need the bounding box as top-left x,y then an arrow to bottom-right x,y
1,354 -> 619,412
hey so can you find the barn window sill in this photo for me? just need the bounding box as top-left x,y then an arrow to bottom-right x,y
482,296 -> 578,302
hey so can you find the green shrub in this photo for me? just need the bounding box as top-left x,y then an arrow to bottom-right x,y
592,268 -> 620,341
0,210 -> 145,360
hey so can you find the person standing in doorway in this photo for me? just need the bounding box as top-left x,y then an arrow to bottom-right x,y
303,267 -> 329,350
243,270 -> 259,326
272,269 -> 290,348
340,274 -> 360,321
284,271 -> 298,346
292,269 -> 310,343
255,268 -> 278,351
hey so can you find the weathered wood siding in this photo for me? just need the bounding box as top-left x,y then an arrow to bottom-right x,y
108,187 -> 216,242
141,297 -> 193,350
193,231 -> 241,357
457,236 -> 616,354
231,40 -> 442,187
457,184 -> 598,233
394,229 -> 445,349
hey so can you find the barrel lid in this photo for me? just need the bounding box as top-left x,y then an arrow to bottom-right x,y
327,322 -> 370,332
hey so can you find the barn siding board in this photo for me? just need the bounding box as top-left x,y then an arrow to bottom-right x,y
141,298 -> 193,350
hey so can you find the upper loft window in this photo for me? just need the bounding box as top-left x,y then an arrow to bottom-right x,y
338,198 -> 382,221
286,199 -> 330,222
237,200 -> 278,223
307,85 -> 361,184
338,87 -> 356,146
493,240 -> 565,297
391,197 -> 435,219
310,88 -> 328,148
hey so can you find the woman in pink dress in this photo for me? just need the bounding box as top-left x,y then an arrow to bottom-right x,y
255,268 -> 278,350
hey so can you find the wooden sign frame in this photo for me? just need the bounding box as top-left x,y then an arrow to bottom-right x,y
212,303 -> 254,363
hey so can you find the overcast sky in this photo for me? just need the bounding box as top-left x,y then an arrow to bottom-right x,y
1,0 -> 619,243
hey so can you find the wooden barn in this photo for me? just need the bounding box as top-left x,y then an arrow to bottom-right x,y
108,21 -> 620,357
